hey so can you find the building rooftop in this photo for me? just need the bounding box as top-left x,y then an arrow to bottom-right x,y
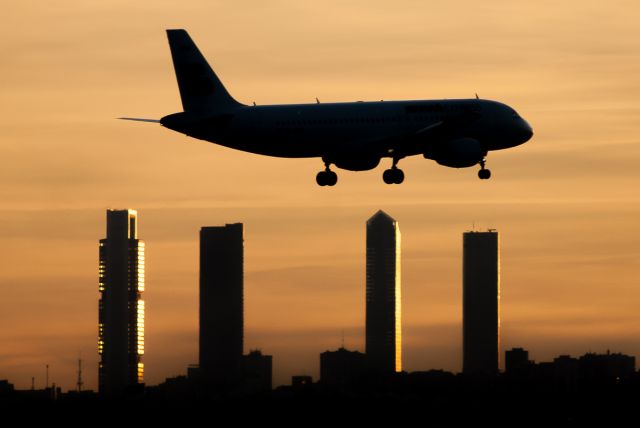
367,210 -> 396,225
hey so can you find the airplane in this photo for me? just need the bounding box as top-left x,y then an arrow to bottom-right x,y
121,29 -> 533,186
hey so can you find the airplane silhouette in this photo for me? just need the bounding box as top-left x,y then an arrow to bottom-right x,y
122,29 -> 533,186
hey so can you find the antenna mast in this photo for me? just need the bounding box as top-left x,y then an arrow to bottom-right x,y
77,357 -> 84,392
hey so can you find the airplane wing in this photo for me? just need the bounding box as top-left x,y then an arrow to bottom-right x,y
363,108 -> 481,157
414,120 -> 445,136
349,119 -> 445,159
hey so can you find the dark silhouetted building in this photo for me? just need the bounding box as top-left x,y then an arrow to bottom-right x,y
320,347 -> 367,385
553,355 -> 580,390
462,230 -> 499,375
0,380 -> 14,398
578,351 -> 636,383
366,210 -> 402,373
98,209 -> 145,397
292,376 -> 313,389
200,224 -> 244,392
505,348 -> 531,375
242,350 -> 273,393
187,364 -> 201,383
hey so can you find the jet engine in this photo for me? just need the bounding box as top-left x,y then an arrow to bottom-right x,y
425,138 -> 486,168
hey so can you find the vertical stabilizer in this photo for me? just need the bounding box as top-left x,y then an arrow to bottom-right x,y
166,29 -> 243,113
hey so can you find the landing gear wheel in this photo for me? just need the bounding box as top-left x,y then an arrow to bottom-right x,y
478,169 -> 492,180
383,168 -> 405,184
326,171 -> 338,186
316,171 -> 328,186
316,170 -> 338,186
383,169 -> 395,184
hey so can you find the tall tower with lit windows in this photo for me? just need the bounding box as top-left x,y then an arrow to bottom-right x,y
98,209 -> 145,396
366,210 -> 402,373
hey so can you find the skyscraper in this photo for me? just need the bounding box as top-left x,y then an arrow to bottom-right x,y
462,230 -> 500,375
199,224 -> 244,391
98,209 -> 145,396
366,210 -> 402,373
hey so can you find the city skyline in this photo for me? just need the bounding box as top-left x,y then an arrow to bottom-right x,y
2,207 -> 637,391
1,1 -> 639,391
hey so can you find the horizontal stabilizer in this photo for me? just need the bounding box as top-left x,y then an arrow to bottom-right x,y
118,117 -> 161,123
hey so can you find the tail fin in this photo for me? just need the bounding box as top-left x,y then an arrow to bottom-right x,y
166,29 -> 243,113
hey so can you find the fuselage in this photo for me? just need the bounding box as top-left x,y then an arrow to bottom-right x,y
161,98 -> 533,169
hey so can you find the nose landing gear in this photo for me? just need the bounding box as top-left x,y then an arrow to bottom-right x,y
478,159 -> 492,180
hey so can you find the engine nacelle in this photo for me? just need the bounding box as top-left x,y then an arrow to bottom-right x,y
333,157 -> 381,171
425,138 -> 486,168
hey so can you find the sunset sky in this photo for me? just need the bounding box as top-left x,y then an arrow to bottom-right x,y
1,1 -> 639,390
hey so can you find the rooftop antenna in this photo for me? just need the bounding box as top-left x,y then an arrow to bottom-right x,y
77,355 -> 84,392
316,97 -> 320,104
475,93 -> 479,99
45,364 -> 49,389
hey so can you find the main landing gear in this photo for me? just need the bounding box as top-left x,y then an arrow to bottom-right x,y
316,161 -> 338,186
383,158 -> 405,185
478,159 -> 491,180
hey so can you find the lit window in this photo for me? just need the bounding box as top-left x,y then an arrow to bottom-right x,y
137,363 -> 144,382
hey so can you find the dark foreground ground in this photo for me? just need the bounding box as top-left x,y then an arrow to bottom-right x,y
2,373 -> 639,427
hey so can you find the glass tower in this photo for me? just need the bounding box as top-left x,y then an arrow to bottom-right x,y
98,209 -> 145,396
366,210 -> 402,373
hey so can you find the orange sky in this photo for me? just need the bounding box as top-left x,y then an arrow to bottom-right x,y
1,1 -> 639,390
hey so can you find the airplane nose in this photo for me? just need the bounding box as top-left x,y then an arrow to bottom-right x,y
521,119 -> 533,142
